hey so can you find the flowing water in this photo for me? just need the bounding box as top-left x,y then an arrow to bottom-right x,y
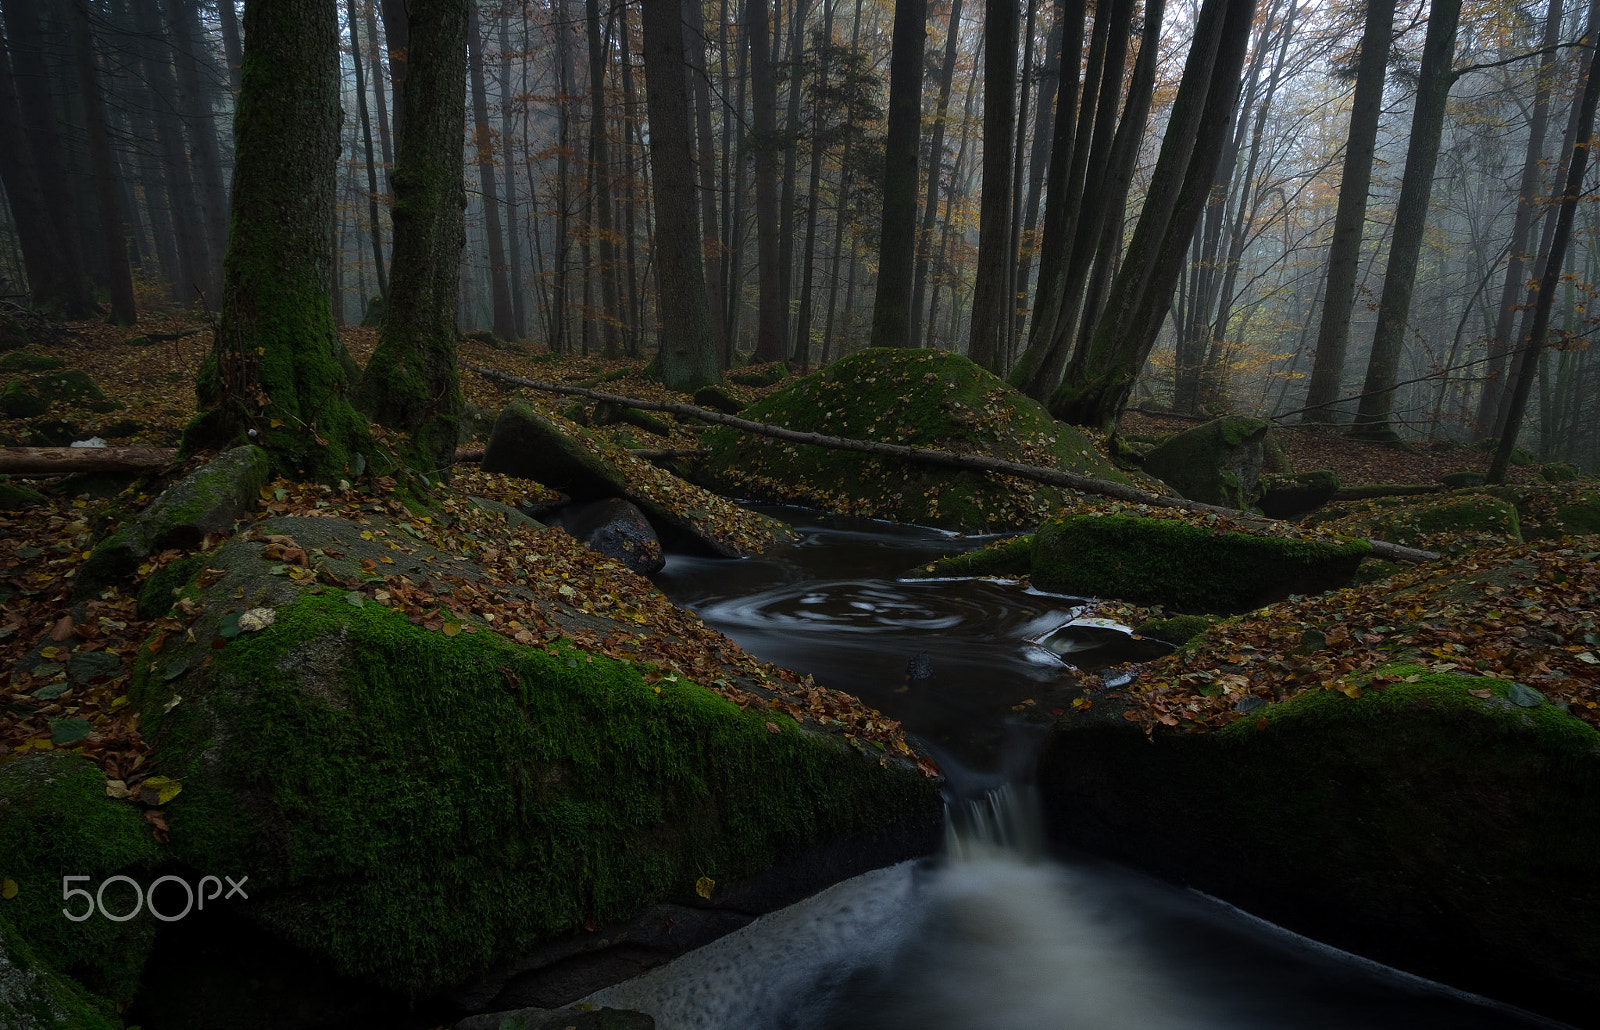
586,508 -> 1572,1030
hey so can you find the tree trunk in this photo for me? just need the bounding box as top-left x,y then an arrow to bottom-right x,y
821,0 -> 867,364
968,0 -> 1019,371
0,27 -> 79,314
1300,0 -> 1394,423
1350,0 -> 1462,441
686,0 -> 728,361
748,0 -> 787,361
641,0 -> 720,390
467,0 -> 514,341
583,0 -> 622,356
1476,0 -> 1564,439
553,0 -> 576,352
65,0 -> 136,324
618,2 -> 642,356
791,0 -> 836,371
169,0 -> 231,305
365,2 -> 394,184
868,0 -> 927,349
187,0 -> 378,481
498,8 -> 526,339
218,0 -> 243,93
1489,0 -> 1600,481
378,0 -> 409,141
354,0 -> 469,476
1050,0 -> 1256,429
777,0 -> 812,352
0,0 -> 93,316
348,0 -> 388,299
909,0 -> 966,350
1010,9 -> 1065,361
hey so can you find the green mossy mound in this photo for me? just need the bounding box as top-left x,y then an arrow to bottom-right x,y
906,534 -> 1036,580
1130,613 -> 1218,645
1139,415 -> 1267,509
0,311 -> 30,352
129,542 -> 937,996
1038,666 -> 1600,1023
0,480 -> 45,510
1320,494 -> 1523,550
1540,461 -> 1582,483
1032,514 -> 1369,613
695,349 -> 1134,531
359,295 -> 385,327
0,352 -> 64,373
0,753 -> 161,1005
0,916 -> 122,1030
0,370 -> 119,420
1473,483 -> 1600,539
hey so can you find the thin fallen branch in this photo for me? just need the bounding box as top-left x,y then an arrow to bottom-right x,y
472,367 -> 1440,564
0,446 -> 177,474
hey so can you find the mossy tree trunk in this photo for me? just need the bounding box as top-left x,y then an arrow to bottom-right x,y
354,0 -> 468,478
640,0 -> 720,391
184,0 -> 378,482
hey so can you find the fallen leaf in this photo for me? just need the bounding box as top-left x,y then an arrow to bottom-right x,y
695,876 -> 714,899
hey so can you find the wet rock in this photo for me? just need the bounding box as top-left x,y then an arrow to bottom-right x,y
1038,668 -> 1600,1025
558,497 -> 665,575
455,1007 -> 654,1030
1139,415 -> 1267,510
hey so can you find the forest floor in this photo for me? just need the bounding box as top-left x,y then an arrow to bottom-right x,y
0,320 -> 1590,792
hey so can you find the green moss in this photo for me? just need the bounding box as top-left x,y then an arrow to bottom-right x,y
1440,471 -> 1486,489
359,295 -> 385,327
1332,495 -> 1522,548
906,534 -> 1035,579
1140,416 -> 1268,509
136,553 -> 208,620
130,590 -> 932,994
1033,514 -> 1369,613
0,352 -> 64,373
0,481 -> 45,510
0,915 -> 122,1030
1131,614 -> 1218,645
1540,461 -> 1582,483
0,753 -> 161,1002
697,349 -> 1132,531
0,370 -> 117,419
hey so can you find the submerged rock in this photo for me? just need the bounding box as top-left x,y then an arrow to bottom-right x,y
1139,416 -> 1267,510
557,497 -> 666,575
693,348 -> 1138,532
1037,667 -> 1600,1026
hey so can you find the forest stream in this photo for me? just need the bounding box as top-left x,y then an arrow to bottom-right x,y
580,507 -> 1574,1030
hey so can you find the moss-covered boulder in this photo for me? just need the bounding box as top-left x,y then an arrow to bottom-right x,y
75,445 -> 269,599
0,369 -> 119,419
0,351 -> 64,373
359,295 -> 384,327
1320,494 -> 1523,550
126,519 -> 939,1003
1032,514 -> 1369,613
907,534 -> 1036,580
1038,667 -> 1600,1023
0,916 -> 124,1030
1540,461 -> 1582,483
1256,469 -> 1338,519
0,311 -> 31,352
1138,415 -> 1268,510
0,752 -> 162,1011
483,400 -> 789,557
0,480 -> 45,510
695,348 -> 1135,531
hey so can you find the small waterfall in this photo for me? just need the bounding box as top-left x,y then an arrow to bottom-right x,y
820,783 -> 1186,1030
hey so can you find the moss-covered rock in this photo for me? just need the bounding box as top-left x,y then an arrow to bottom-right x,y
0,370 -> 119,419
1130,613 -> 1218,645
483,400 -> 788,557
126,528 -> 938,998
359,295 -> 385,327
904,534 -> 1035,580
0,311 -> 30,352
1257,469 -> 1338,519
1038,666 -> 1600,1023
726,362 -> 787,388
1539,461 -> 1582,483
695,348 -> 1135,531
0,915 -> 123,1030
0,352 -> 64,373
1032,514 -> 1369,613
0,753 -> 161,1005
75,445 -> 269,598
1321,494 -> 1522,550
0,480 -> 45,510
1138,415 -> 1268,510
1440,471 -> 1486,489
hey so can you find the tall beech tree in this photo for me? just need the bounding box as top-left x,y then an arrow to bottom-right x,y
1300,0 -> 1395,423
356,0 -> 470,476
641,0 -> 720,390
748,0 -> 786,362
187,0 -> 379,480
1350,0 -> 1462,441
968,0 -> 1019,372
1049,0 -> 1257,429
869,0 -> 927,349
467,0 -> 514,341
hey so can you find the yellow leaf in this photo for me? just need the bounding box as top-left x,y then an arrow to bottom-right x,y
270,418 -> 284,429
105,779 -> 131,799
0,878 -> 17,900
695,876 -> 714,899
142,775 -> 183,805
256,347 -> 265,355
360,531 -> 374,540
442,622 -> 461,637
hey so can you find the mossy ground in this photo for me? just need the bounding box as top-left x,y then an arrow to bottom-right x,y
130,579 -> 933,995
696,348 -> 1132,531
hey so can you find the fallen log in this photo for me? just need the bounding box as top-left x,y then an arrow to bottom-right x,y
470,367 -> 1441,565
0,446 -> 176,474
